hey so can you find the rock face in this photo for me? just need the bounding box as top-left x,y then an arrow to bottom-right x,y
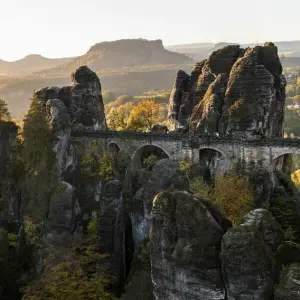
35,65 -> 106,131
275,263 -> 300,300
130,159 -> 187,252
168,43 -> 286,137
34,66 -> 106,177
33,67 -> 107,245
46,182 -> 81,245
99,180 -> 128,296
222,209 -> 284,300
150,191 -> 228,300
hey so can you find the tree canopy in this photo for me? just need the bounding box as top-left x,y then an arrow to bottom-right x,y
127,100 -> 160,131
0,99 -> 11,121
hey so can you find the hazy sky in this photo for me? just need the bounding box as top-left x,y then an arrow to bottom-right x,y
1,0 -> 299,61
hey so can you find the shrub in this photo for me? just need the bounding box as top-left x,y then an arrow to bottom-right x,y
211,173 -> 254,225
190,176 -> 211,199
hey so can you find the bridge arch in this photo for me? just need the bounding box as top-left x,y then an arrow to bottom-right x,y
268,152 -> 294,173
199,146 -> 229,178
132,144 -> 170,171
89,140 -> 102,152
107,142 -> 121,157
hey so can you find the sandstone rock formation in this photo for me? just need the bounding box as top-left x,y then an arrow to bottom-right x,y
46,181 -> 81,245
168,43 -> 286,137
33,66 -> 106,244
35,66 -> 106,130
150,191 -> 229,300
99,180 -> 129,295
34,66 -> 106,176
222,209 -> 284,300
130,159 -> 187,252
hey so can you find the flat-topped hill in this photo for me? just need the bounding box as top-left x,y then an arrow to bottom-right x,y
42,39 -> 193,75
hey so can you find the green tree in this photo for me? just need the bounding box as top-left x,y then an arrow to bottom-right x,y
190,176 -> 211,199
0,98 -> 11,121
22,96 -> 59,219
22,219 -> 116,300
107,103 -> 133,130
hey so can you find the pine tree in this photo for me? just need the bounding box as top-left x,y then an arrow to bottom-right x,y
22,96 -> 59,219
0,98 -> 11,121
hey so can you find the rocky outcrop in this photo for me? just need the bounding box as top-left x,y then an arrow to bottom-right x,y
99,180 -> 128,296
168,42 -> 286,137
34,66 -> 106,176
32,67 -> 107,243
35,65 -> 106,131
130,159 -> 187,252
222,209 -> 284,300
46,182 -> 81,245
150,191 -> 229,300
275,263 -> 300,300
168,70 -> 191,128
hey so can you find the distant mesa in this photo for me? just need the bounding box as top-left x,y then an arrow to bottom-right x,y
46,38 -> 193,74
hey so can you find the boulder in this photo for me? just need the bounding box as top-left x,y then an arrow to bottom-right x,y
150,191 -> 226,300
275,263 -> 300,300
72,65 -> 100,87
222,209 -> 284,300
243,209 -> 284,251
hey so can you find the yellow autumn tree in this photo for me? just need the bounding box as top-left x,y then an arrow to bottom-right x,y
211,172 -> 253,225
127,100 -> 160,131
291,169 -> 300,188
107,103 -> 133,130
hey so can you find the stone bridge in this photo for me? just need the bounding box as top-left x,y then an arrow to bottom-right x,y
71,129 -> 300,171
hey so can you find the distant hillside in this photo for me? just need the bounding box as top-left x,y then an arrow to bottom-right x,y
0,39 -> 193,117
0,64 -> 193,118
42,39 -> 193,76
0,54 -> 73,75
167,40 -> 300,62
